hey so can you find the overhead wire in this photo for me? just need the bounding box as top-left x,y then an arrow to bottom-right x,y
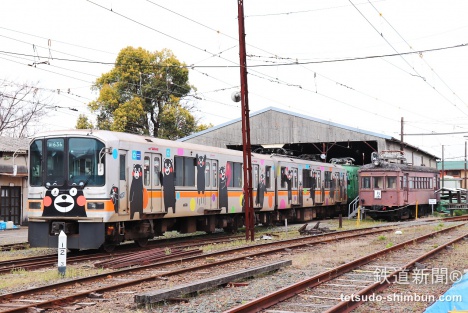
348,0 -> 468,118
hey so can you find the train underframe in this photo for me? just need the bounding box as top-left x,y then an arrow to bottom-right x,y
365,204 -> 430,221
28,203 -> 347,252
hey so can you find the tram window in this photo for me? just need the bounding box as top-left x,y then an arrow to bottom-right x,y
205,161 -> 211,187
362,177 -> 371,189
265,166 -> 271,188
386,176 -> 397,189
401,175 -> 408,188
373,176 -> 383,189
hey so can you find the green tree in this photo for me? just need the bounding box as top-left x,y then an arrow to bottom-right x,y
75,114 -> 94,129
89,46 -> 203,138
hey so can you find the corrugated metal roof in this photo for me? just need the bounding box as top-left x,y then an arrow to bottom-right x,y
179,106 -> 393,142
0,137 -> 29,153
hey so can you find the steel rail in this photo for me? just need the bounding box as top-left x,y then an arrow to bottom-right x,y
223,222 -> 468,313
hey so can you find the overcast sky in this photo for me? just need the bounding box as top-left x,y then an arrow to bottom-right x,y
2,0 -> 468,161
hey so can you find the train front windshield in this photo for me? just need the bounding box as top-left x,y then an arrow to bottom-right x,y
29,137 -> 105,187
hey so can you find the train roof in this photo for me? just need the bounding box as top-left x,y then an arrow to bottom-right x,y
30,129 -> 247,156
359,161 -> 439,174
29,129 -> 340,166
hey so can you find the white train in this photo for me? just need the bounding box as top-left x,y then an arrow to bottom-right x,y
27,130 -> 348,251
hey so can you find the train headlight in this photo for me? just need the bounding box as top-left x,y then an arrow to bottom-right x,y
87,202 -> 105,210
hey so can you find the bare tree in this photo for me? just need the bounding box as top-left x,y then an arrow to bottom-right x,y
0,80 -> 52,137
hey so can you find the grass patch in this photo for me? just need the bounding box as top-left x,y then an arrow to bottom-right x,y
0,266 -> 107,290
377,235 -> 387,241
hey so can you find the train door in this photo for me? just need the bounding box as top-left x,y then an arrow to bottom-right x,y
118,151 -> 129,215
209,160 -> 218,210
143,153 -> 163,212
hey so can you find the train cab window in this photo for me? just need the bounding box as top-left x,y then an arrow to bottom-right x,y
373,176 -> 383,189
30,139 -> 43,186
175,156 -> 195,186
361,177 -> 371,189
386,176 -> 397,189
46,138 -> 65,186
265,166 -> 271,188
205,161 -> 211,187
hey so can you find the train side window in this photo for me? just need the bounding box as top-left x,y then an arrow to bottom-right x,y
153,157 -> 160,186
315,170 -> 321,188
281,167 -> 291,188
144,156 -> 150,186
265,166 -> 271,188
362,177 -> 371,189
386,176 -> 397,189
175,156 -> 195,186
302,169 -> 311,188
212,162 -> 217,188
228,162 -> 243,188
253,165 -> 259,190
324,171 -> 331,188
373,176 -> 383,189
119,155 -> 126,180
205,161 -> 211,187
293,168 -> 298,189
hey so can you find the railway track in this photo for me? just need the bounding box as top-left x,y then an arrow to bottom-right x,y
0,217 -> 466,312
0,233 -> 249,274
0,225 -> 402,312
224,223 -> 468,313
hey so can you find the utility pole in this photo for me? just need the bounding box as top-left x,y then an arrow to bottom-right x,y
465,141 -> 467,189
237,0 -> 254,241
400,117 -> 404,163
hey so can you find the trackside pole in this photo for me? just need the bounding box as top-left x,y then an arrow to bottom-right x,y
58,230 -> 67,276
416,201 -> 419,219
357,206 -> 361,227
